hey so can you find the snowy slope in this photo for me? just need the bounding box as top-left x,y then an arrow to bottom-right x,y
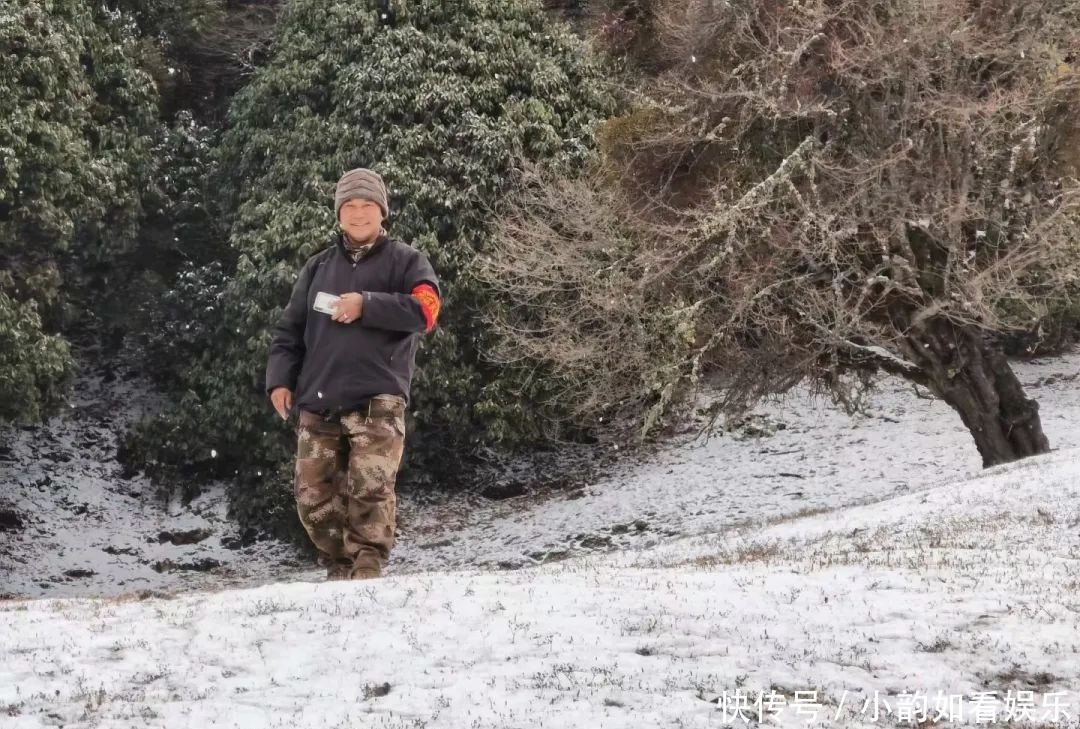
4,352 -> 1080,598
0,349 -> 302,599
2,449 -> 1078,728
382,352 -> 1080,576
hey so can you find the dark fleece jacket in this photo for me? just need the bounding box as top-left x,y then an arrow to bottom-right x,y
265,231 -> 440,411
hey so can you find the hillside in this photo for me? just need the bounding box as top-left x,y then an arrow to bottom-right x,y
4,352 -> 1080,600
2,447 -> 1078,727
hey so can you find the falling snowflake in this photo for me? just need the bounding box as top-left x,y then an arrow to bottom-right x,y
211,449 -> 218,458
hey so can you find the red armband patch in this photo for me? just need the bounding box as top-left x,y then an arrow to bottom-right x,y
410,283 -> 441,333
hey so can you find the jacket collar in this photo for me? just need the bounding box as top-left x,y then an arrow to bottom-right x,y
335,229 -> 389,261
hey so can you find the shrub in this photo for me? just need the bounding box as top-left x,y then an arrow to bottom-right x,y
124,0 -> 616,536
0,0 -> 160,420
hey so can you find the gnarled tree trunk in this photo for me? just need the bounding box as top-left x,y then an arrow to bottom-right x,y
904,321 -> 1050,467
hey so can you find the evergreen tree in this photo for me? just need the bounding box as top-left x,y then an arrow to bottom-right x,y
125,0 -> 616,536
0,0 -> 160,421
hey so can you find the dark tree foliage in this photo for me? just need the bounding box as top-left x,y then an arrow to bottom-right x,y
123,0 -> 616,538
0,0 -> 160,421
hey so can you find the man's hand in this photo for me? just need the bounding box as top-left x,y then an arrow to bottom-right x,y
331,292 -> 364,324
270,387 -> 293,420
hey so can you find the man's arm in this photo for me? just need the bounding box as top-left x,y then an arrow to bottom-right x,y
358,250 -> 442,334
265,258 -> 316,394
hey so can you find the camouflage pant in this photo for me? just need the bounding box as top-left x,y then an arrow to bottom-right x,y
293,394 -> 406,573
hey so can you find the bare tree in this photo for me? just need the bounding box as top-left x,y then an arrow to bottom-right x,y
480,0 -> 1080,466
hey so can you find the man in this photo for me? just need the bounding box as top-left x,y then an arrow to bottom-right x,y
265,167 -> 442,580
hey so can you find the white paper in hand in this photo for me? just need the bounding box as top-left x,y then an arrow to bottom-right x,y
313,291 -> 341,315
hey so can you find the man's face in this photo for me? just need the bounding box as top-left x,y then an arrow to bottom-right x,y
339,199 -> 384,242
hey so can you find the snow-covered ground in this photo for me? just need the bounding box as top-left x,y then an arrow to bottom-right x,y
384,351 -> 1080,575
2,352 -> 1079,726
4,351 -> 1080,599
0,347 -> 302,599
3,447 -> 1078,728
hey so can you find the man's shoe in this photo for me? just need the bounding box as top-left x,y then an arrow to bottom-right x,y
348,554 -> 383,580
348,566 -> 381,580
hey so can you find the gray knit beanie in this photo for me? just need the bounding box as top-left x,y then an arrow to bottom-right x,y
334,168 -> 389,219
